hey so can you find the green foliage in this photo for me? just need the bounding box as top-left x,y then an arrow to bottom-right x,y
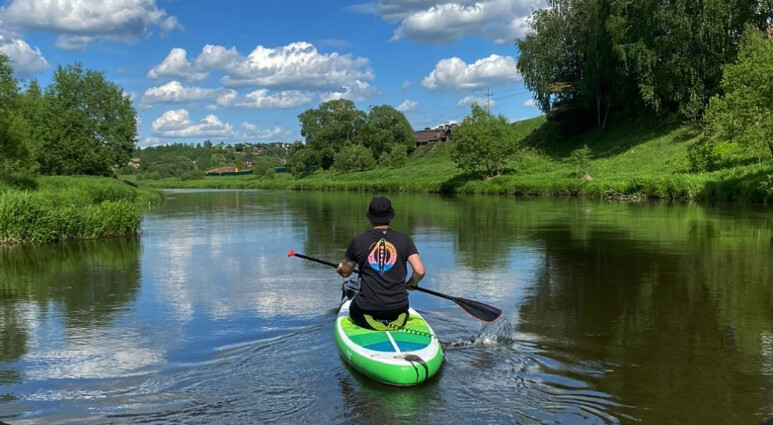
0,54 -> 37,187
39,63 -> 137,176
704,26 -> 773,161
451,104 -> 516,178
333,143 -> 377,172
0,176 -> 161,243
568,145 -> 592,176
299,99 -> 366,169
286,142 -> 317,179
379,144 -> 408,169
180,169 -> 206,181
517,0 -> 773,129
254,157 -> 278,179
359,105 -> 416,159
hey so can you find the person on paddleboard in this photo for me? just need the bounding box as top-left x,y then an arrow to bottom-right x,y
336,196 -> 425,330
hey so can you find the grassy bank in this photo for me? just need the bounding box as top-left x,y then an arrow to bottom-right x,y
137,116 -> 773,203
0,176 -> 164,244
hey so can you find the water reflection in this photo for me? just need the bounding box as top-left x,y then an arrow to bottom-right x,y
1,191 -> 772,425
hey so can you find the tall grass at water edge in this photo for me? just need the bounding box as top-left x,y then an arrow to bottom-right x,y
0,176 -> 164,244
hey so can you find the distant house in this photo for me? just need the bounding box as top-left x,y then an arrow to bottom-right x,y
128,158 -> 141,168
414,124 -> 456,146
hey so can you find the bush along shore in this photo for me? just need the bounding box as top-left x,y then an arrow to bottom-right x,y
0,176 -> 164,245
134,116 -> 773,204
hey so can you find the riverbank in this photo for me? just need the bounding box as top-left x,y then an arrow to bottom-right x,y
135,116 -> 773,204
0,176 -> 164,244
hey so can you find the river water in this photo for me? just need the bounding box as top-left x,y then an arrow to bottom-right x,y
1,190 -> 772,425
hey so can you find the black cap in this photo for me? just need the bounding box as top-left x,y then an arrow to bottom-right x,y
366,196 -> 395,223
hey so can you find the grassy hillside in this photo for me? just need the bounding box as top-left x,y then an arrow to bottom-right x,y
137,116 -> 773,203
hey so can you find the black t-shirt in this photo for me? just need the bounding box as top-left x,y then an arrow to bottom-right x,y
345,227 -> 418,312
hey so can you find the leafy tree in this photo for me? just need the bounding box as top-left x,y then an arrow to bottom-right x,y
359,105 -> 415,160
333,143 -> 377,172
517,0 -> 626,132
0,54 -> 36,186
286,142 -> 317,179
379,143 -> 408,169
39,63 -> 137,176
451,104 -> 516,178
254,156 -> 278,179
517,0 -> 773,129
298,99 -> 366,170
704,26 -> 773,160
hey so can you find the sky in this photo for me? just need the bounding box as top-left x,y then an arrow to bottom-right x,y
0,0 -> 545,147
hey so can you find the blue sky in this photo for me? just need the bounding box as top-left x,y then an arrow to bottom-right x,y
0,0 -> 544,147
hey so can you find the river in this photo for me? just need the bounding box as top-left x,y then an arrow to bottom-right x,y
1,190 -> 772,424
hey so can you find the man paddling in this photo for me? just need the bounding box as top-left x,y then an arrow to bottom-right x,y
336,196 -> 425,330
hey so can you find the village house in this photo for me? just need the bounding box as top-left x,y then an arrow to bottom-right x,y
414,124 -> 456,146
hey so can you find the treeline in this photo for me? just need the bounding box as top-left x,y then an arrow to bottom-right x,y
285,100 -> 416,179
516,0 -> 773,137
122,141 -> 288,180
0,54 -> 136,188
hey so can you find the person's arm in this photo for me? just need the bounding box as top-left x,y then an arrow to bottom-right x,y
337,259 -> 355,278
406,253 -> 425,289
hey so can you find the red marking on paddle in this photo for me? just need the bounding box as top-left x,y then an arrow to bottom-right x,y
287,250 -> 296,257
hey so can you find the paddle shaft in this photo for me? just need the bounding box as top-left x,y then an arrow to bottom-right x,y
289,251 -> 443,296
287,250 -> 503,323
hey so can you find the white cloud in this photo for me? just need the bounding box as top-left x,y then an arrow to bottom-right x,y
0,35 -> 49,76
147,48 -> 208,82
148,42 -> 375,95
141,81 -> 223,105
215,89 -> 315,109
222,42 -> 373,90
319,80 -> 378,102
523,98 -> 537,107
151,109 -> 234,138
0,0 -> 182,50
396,99 -> 418,113
422,54 -> 521,91
379,0 -> 541,44
240,122 -> 287,140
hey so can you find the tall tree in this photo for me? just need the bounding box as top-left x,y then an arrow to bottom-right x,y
517,0 -> 626,132
40,63 -> 137,176
298,99 -> 366,170
0,54 -> 36,185
358,105 -> 416,161
704,26 -> 773,160
607,0 -> 772,119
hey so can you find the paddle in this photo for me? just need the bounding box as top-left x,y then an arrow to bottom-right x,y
287,250 -> 502,323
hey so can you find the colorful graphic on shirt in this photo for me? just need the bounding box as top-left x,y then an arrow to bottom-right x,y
368,238 -> 397,274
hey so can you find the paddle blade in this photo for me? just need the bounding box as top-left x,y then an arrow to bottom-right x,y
455,297 -> 502,323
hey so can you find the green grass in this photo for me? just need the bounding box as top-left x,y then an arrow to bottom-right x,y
138,115 -> 773,203
0,176 -> 164,244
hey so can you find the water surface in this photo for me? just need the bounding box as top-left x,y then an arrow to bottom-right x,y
1,190 -> 772,424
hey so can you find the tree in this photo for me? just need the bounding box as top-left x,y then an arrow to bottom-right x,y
517,0 -> 626,132
704,26 -> 773,160
286,142 -> 317,179
39,63 -> 137,176
359,105 -> 416,160
0,54 -> 36,186
451,104 -> 516,178
379,143 -> 408,169
333,143 -> 377,172
298,99 -> 366,170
